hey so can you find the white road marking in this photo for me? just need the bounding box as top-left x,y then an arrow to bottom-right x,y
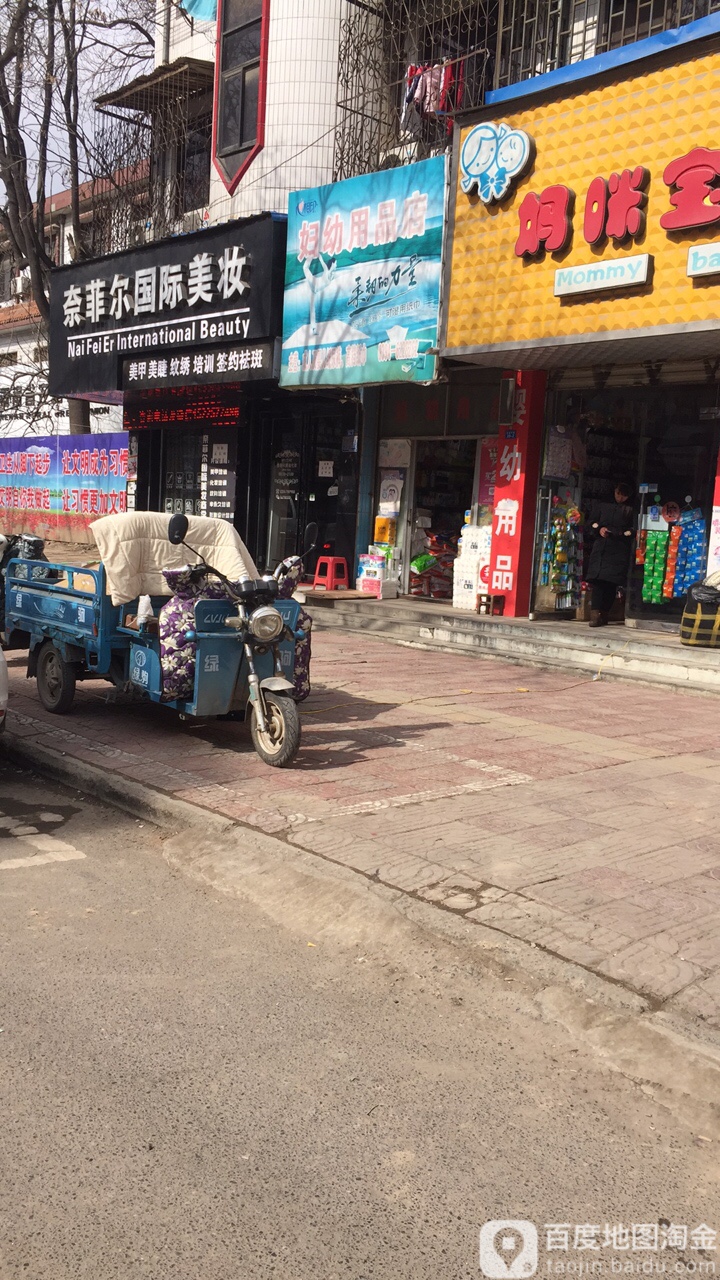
0,834 -> 86,871
287,764 -> 530,825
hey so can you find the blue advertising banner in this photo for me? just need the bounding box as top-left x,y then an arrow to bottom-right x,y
281,157 -> 446,387
0,431 -> 128,542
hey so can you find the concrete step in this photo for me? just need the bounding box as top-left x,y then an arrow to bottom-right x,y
308,596 -> 720,694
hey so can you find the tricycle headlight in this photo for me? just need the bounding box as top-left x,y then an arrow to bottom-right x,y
248,606 -> 284,642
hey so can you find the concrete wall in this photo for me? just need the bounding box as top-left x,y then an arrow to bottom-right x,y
164,0 -> 344,222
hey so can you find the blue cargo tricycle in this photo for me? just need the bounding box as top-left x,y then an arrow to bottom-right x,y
4,514 -> 316,767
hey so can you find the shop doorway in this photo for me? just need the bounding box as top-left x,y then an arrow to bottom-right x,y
377,436 -> 491,598
408,438 -> 478,600
535,384 -> 720,629
260,405 -> 360,575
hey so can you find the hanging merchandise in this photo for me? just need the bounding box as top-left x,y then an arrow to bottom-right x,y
642,530 -> 669,603
635,529 -> 647,566
672,509 -> 708,597
540,511 -> 583,609
662,523 -> 682,598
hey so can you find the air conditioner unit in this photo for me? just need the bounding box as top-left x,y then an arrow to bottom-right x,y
182,211 -> 204,233
11,271 -> 29,299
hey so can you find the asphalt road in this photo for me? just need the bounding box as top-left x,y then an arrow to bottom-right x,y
1,763 -> 718,1280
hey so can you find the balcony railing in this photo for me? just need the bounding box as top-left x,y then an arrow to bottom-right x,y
334,0 -> 720,179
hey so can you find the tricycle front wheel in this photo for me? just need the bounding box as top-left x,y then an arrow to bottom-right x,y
36,642 -> 76,714
250,691 -> 300,767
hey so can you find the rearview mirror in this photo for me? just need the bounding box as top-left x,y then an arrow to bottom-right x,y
168,513 -> 189,545
303,521 -> 318,553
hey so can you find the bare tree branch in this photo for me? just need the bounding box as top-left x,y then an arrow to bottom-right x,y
0,0 -> 155,317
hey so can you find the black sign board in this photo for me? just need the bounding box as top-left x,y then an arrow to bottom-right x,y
201,430 -> 237,522
49,214 -> 286,398
121,339 -> 278,390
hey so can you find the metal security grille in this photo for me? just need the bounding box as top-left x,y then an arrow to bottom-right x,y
335,0 -> 720,177
91,58 -> 214,254
334,0 -> 495,179
495,0 -> 720,86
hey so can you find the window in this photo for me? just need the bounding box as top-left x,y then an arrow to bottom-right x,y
33,345 -> 48,365
181,120 -> 212,214
0,352 -> 17,368
214,0 -> 266,191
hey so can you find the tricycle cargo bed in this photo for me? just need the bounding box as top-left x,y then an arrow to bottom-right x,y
4,559 -> 164,671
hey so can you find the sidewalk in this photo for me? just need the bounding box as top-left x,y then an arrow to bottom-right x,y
6,630 -> 720,1028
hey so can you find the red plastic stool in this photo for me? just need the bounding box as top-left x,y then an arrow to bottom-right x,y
313,556 -> 349,591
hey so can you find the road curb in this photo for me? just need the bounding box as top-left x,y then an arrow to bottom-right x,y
164,823 -> 720,1139
8,721 -> 720,1090
2,729 -> 237,837
2,724 -> 643,1013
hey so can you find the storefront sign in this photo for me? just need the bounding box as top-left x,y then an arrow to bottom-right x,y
200,432 -> 237,522
459,122 -> 533,202
0,431 -> 127,542
554,254 -> 650,296
487,372 -> 545,616
686,245 -> 720,278
49,215 -> 284,397
121,340 -> 278,390
281,157 -> 446,387
445,48 -> 720,363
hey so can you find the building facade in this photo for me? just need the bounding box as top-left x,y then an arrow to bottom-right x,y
443,16 -> 720,630
40,0 -> 720,587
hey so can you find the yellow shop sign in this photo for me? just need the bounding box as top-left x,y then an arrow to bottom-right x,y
445,45 -> 720,365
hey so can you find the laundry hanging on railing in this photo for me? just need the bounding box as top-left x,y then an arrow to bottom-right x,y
401,61 -> 457,130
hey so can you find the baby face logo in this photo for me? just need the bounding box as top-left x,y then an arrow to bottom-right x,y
460,122 -> 534,203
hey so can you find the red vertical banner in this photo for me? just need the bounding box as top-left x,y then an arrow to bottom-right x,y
488,370 -> 546,617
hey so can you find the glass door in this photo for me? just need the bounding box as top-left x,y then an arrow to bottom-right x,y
266,419 -> 303,568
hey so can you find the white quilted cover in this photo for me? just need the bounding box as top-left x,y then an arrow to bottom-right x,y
91,512 -> 258,605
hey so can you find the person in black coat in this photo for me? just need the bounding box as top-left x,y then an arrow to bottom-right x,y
586,482 -> 634,627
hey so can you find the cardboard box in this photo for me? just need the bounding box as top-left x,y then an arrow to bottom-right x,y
358,576 -> 398,599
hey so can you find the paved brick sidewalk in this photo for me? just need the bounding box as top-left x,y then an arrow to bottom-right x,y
7,632 -> 720,1026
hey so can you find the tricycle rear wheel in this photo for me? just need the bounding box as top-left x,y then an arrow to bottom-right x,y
36,642 -> 76,714
250,691 -> 300,767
